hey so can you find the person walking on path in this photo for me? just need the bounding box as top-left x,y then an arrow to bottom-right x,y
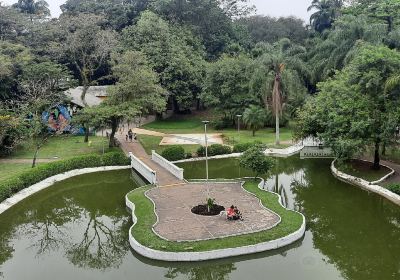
128,129 -> 133,142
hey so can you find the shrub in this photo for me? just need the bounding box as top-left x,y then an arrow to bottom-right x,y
161,146 -> 185,161
212,117 -> 232,130
185,152 -> 193,159
0,151 -> 129,203
197,144 -> 232,157
239,146 -> 275,178
102,151 -> 131,166
388,184 -> 400,195
233,141 -> 265,153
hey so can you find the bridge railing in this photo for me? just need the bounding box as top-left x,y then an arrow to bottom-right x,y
129,152 -> 157,185
151,150 -> 184,180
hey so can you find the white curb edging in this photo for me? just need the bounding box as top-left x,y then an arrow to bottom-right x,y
331,160 -> 400,207
125,178 -> 306,262
0,166 -> 131,215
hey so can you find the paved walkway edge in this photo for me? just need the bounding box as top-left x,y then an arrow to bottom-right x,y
331,160 -> 400,207
0,166 -> 131,215
125,178 -> 306,262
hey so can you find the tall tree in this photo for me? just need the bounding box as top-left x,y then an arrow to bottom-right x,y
201,54 -> 257,122
237,15 -> 308,45
54,13 -> 116,142
308,0 -> 344,32
251,39 -> 309,145
78,50 -> 166,147
297,44 -> 400,169
18,61 -> 74,167
12,0 -> 50,21
306,15 -> 387,85
122,11 -> 205,112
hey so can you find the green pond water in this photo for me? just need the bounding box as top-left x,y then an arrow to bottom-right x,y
0,157 -> 399,280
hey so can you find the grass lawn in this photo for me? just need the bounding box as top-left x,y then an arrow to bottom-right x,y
142,117 -> 294,147
8,136 -> 116,160
336,159 -> 392,182
0,163 -> 31,182
221,127 -> 293,147
138,135 -> 200,155
127,179 -> 303,252
143,117 -> 204,133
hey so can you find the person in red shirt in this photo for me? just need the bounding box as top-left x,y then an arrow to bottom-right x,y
227,205 -> 236,220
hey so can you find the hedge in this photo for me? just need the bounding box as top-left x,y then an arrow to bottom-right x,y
161,146 -> 186,161
0,151 -> 130,203
197,144 -> 232,157
233,142 -> 265,153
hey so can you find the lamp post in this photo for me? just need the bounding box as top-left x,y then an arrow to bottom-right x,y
202,120 -> 210,182
236,114 -> 242,144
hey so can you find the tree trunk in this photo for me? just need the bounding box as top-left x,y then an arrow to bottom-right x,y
84,124 -> 89,143
32,146 -> 39,168
275,113 -> 280,145
252,129 -> 255,137
81,85 -> 90,107
373,141 -> 380,170
109,118 -> 119,148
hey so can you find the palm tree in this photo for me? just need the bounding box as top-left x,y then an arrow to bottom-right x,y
307,0 -> 344,33
13,0 -> 50,21
307,15 -> 387,84
243,105 -> 266,137
250,39 -> 309,145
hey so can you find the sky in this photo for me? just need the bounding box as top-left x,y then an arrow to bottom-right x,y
3,0 -> 312,22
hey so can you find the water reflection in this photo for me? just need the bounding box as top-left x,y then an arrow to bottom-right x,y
0,158 -> 399,280
0,169 -> 136,275
165,263 -> 236,280
178,157 -> 400,280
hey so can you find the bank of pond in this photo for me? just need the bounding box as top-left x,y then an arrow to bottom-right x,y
0,156 -> 399,280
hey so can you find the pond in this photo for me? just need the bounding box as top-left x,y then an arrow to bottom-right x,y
0,157 -> 399,280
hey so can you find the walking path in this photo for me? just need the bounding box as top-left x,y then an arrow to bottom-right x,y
147,182 -> 280,242
116,135 -> 185,186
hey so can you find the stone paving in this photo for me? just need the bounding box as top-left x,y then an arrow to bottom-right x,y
147,182 -> 281,242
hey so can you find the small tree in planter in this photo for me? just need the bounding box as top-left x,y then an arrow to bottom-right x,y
239,146 -> 275,179
206,197 -> 215,213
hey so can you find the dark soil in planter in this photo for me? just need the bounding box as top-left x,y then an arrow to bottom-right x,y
191,204 -> 225,216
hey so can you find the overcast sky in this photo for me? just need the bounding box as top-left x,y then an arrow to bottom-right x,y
3,0 -> 312,22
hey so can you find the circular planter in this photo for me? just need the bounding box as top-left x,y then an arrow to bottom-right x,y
191,204 -> 225,216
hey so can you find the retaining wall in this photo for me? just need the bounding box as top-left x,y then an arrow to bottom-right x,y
0,166 -> 130,215
125,178 -> 306,262
331,160 -> 400,207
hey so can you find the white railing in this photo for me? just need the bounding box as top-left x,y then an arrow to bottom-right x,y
129,152 -> 157,185
151,150 -> 184,180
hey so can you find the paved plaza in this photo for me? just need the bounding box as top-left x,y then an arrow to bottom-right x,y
147,182 -> 281,242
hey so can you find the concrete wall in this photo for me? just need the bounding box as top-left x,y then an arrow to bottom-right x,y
151,151 -> 184,180
129,152 -> 157,185
331,160 -> 400,207
125,178 -> 306,262
0,166 -> 130,215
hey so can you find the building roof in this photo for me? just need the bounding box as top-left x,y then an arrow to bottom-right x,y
64,86 -> 108,107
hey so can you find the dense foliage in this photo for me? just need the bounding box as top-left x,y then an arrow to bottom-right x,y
2,0 -> 400,169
